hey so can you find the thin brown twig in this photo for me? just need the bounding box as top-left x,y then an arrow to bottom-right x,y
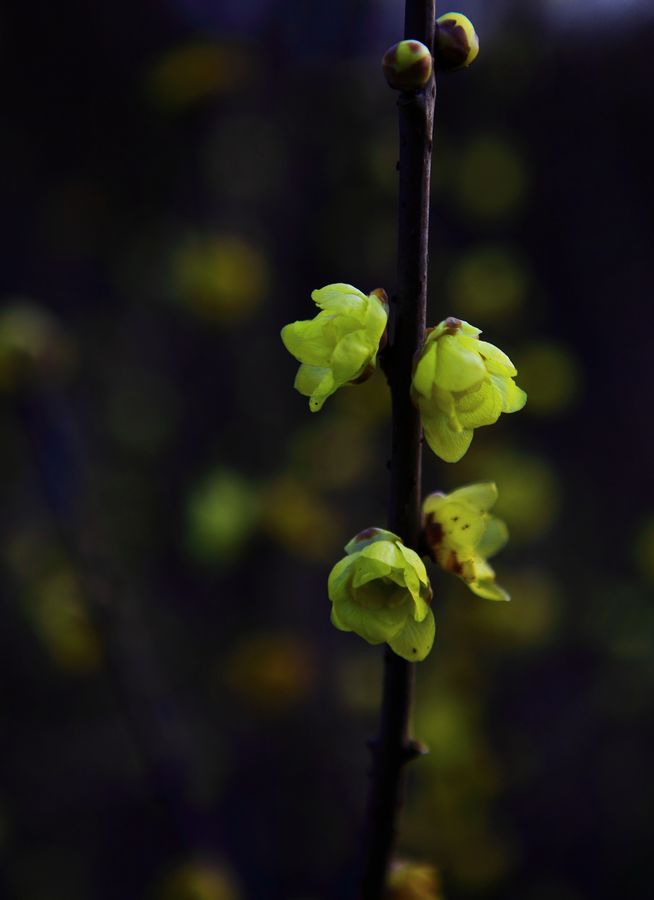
360,1 -> 436,897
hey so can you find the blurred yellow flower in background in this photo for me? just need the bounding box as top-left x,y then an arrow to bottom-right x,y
158,859 -> 241,900
388,859 -> 443,900
0,300 -> 75,390
173,234 -> 269,325
223,633 -> 316,712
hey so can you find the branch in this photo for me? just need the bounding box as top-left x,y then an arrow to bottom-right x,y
360,1 -> 436,897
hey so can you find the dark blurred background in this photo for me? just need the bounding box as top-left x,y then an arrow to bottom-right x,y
0,1 -> 653,898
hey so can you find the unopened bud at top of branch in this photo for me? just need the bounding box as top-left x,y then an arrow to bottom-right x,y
382,40 -> 433,92
434,12 -> 479,71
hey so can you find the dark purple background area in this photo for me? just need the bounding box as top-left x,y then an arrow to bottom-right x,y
0,2 -> 653,899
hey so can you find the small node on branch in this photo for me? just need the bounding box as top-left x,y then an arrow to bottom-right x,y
382,40 -> 433,92
404,739 -> 429,762
434,12 -> 479,72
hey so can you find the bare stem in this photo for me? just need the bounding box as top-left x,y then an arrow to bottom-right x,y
360,1 -> 436,897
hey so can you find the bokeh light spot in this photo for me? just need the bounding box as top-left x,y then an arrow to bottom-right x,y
31,568 -> 102,673
223,633 -> 316,712
475,568 -> 561,644
453,134 -> 529,221
260,476 -> 342,561
388,859 -> 443,900
289,418 -> 372,490
0,301 -> 74,390
186,468 -> 260,565
455,449 -> 560,543
158,859 -> 241,900
517,341 -> 582,415
145,42 -> 258,111
446,244 -> 529,321
172,234 -> 269,325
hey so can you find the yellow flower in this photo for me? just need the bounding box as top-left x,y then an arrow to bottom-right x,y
328,528 -> 435,661
411,317 -> 526,462
281,283 -> 388,412
422,483 -> 510,601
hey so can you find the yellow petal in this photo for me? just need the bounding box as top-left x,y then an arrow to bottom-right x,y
435,334 -> 486,392
462,556 -> 510,601
352,559 -> 392,588
455,378 -> 503,428
422,491 -> 448,517
458,319 -> 482,338
362,292 -> 389,348
345,527 -> 402,555
327,555 -> 356,604
281,319 -> 333,365
307,371 -> 336,412
358,540 -> 405,569
490,373 -> 527,413
329,563 -> 409,642
422,410 -> 474,463
311,283 -> 368,314
433,499 -> 486,553
432,384 -> 458,420
331,330 -> 373,383
320,312 -> 363,346
446,482 -> 498,511
330,600 -> 391,642
476,515 -> 509,558
396,542 -> 429,585
476,338 -> 517,375
293,364 -> 330,397
469,578 -> 510,602
412,341 -> 438,399
388,608 -> 435,661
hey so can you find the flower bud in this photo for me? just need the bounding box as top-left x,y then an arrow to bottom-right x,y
382,40 -> 433,92
434,12 -> 479,71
